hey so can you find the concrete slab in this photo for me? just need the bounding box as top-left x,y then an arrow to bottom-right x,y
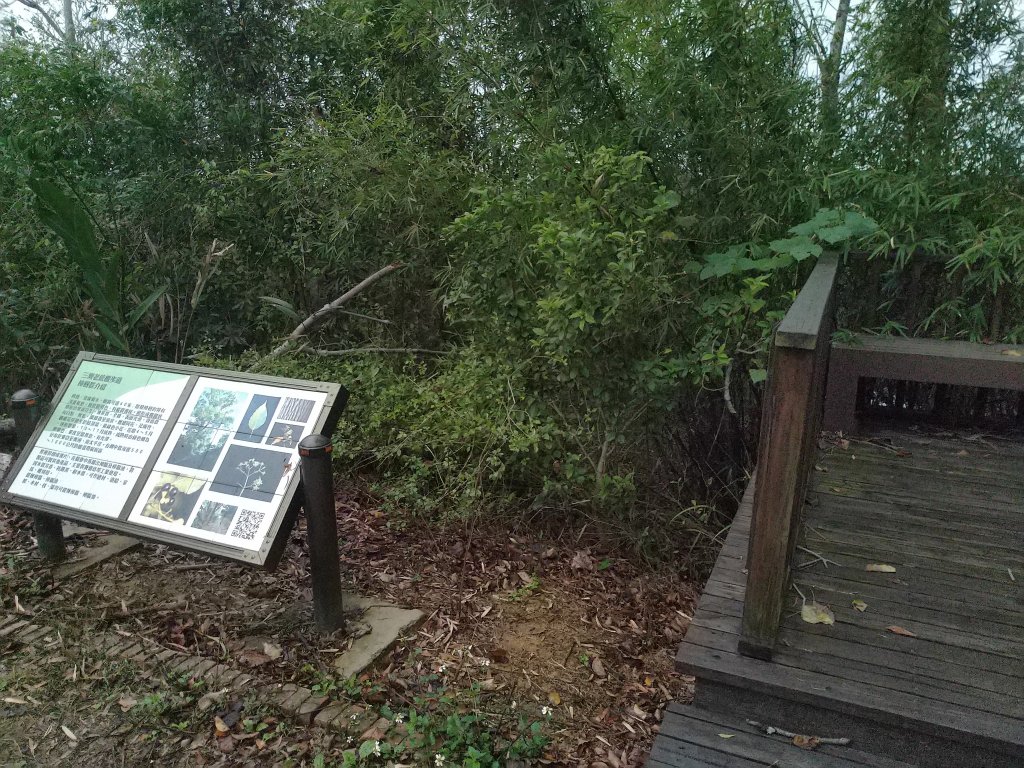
52,533 -> 140,579
332,593 -> 425,680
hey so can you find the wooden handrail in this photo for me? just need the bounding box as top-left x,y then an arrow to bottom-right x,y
739,254 -> 839,660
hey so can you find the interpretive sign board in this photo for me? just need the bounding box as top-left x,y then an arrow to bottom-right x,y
0,352 -> 346,566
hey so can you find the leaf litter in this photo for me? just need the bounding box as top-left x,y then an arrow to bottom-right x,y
0,485 -> 699,767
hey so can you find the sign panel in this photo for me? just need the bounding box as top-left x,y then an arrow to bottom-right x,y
1,353 -> 344,565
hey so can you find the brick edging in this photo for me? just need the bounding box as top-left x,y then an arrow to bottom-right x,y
1,613 -> 397,743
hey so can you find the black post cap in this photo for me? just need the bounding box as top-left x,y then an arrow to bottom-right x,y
298,434 -> 333,456
10,389 -> 38,409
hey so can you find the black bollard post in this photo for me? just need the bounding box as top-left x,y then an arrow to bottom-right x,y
298,434 -> 344,631
10,389 -> 66,562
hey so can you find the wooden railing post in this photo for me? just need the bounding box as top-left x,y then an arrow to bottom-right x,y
739,255 -> 839,660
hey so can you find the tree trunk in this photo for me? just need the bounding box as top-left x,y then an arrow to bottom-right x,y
818,0 -> 852,157
63,0 -> 76,46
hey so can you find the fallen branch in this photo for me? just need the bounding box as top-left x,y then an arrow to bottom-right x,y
746,719 -> 851,746
794,545 -> 841,570
305,347 -> 449,357
723,363 -> 737,416
250,262 -> 403,369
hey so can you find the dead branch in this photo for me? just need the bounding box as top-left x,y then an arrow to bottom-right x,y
14,0 -> 65,41
305,347 -> 448,357
723,362 -> 737,416
251,262 -> 403,369
746,719 -> 852,746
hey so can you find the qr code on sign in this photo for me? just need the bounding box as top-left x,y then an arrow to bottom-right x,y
231,509 -> 265,541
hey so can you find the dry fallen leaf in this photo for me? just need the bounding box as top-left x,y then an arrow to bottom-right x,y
3,697 -> 27,705
1001,349 -> 1023,357
717,733 -> 735,739
793,734 -> 821,750
117,695 -> 137,712
851,600 -> 868,612
570,550 -> 594,571
800,602 -> 835,625
548,691 -> 562,706
592,657 -> 607,678
865,564 -> 897,573
214,716 -> 231,736
61,725 -> 77,741
262,642 -> 282,660
237,649 -> 272,667
888,625 -> 917,637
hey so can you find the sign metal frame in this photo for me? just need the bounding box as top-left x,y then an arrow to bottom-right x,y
0,352 -> 346,568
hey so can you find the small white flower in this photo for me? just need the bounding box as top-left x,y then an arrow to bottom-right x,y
350,713 -> 359,721
373,741 -> 382,757
435,754 -> 445,767
541,705 -> 552,716
437,664 -> 447,673
511,700 -> 517,710
346,736 -> 355,745
394,713 -> 404,725
480,658 -> 490,667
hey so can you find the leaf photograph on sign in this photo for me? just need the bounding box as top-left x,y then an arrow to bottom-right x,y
234,395 -> 280,443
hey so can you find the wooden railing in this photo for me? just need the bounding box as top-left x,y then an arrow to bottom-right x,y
739,254 -> 840,660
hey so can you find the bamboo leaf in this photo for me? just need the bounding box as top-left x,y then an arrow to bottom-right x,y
125,284 -> 168,330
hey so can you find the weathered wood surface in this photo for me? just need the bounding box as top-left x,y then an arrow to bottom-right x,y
823,334 -> 1024,432
669,431 -> 1024,767
741,255 -> 839,657
775,255 -> 840,350
649,702 -> 917,768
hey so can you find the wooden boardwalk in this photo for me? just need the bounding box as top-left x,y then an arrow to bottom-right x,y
647,256 -> 1024,767
660,430 -> 1024,766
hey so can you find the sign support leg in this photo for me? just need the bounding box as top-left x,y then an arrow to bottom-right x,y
11,389 -> 66,563
298,434 -> 344,631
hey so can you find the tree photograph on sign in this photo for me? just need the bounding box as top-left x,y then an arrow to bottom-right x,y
166,387 -> 246,471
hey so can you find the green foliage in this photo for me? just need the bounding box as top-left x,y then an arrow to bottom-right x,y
28,176 -> 166,352
3,0 -> 1024,550
445,147 -> 695,503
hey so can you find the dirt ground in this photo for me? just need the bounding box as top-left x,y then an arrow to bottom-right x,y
0,488 -> 698,767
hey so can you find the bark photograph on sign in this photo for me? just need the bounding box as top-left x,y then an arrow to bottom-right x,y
190,500 -> 238,535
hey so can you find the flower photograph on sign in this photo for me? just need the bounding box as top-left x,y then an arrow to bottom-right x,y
139,473 -> 206,524
211,445 -> 289,502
